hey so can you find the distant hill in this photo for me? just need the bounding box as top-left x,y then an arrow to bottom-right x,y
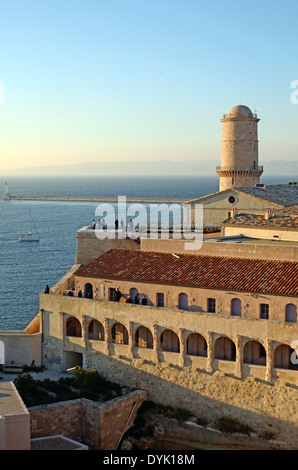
1,159 -> 298,177
2,160 -> 218,176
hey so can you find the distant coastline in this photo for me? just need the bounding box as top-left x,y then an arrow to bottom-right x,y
1,159 -> 298,177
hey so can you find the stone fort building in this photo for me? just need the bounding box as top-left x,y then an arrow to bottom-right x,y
1,104 -> 298,443
35,207 -> 298,440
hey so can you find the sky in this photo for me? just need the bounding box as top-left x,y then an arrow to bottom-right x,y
0,0 -> 298,172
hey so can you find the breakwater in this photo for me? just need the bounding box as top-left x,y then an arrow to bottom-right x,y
3,194 -> 188,204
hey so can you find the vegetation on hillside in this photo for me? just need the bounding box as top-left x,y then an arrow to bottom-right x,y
13,367 -> 122,407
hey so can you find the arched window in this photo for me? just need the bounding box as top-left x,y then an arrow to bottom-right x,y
274,344 -> 298,370
285,304 -> 297,323
231,298 -> 241,316
84,283 -> 93,299
130,288 -> 138,303
186,333 -> 207,357
214,336 -> 236,361
178,293 -> 188,310
243,340 -> 266,366
66,316 -> 82,337
111,322 -> 128,345
160,329 -> 180,353
135,326 -> 153,349
88,320 -> 104,341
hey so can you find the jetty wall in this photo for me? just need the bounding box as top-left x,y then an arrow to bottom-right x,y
3,194 -> 187,204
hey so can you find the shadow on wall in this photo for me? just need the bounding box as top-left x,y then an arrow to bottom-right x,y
54,345 -> 298,445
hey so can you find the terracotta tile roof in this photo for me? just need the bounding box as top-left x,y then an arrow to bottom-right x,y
75,249 -> 298,297
276,204 -> 298,215
31,435 -> 87,450
222,205 -> 298,230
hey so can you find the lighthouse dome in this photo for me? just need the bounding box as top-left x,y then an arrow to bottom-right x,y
227,105 -> 253,119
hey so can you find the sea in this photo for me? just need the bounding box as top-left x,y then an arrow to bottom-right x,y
0,174 -> 291,330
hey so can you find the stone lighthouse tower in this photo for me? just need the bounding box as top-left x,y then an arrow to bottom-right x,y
216,105 -> 263,191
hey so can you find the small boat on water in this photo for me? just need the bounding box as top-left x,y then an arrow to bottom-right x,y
18,210 -> 40,242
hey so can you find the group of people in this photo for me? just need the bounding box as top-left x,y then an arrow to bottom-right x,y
90,218 -> 142,239
113,288 -> 148,305
91,218 -> 125,231
125,293 -> 148,305
44,283 -> 148,306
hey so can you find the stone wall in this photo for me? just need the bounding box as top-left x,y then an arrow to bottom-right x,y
223,224 -> 298,242
40,293 -> 298,443
188,189 -> 281,226
0,331 -> 42,367
79,353 -> 298,445
97,391 -> 148,449
30,400 -> 83,443
75,227 -> 140,265
140,237 -> 298,262
29,390 -> 147,450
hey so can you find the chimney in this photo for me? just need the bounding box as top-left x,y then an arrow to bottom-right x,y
231,207 -> 237,218
264,209 -> 272,220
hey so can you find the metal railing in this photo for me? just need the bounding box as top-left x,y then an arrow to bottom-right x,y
216,166 -> 263,171
222,113 -> 258,118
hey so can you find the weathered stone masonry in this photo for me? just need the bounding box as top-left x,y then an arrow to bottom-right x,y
29,390 -> 147,450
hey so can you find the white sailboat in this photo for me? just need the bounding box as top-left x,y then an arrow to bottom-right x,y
18,210 -> 39,242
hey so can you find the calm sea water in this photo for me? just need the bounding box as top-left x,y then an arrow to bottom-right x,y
0,174 -> 290,330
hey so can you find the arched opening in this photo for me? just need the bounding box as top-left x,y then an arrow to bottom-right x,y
178,293 -> 188,310
231,298 -> 241,316
64,351 -> 83,371
186,333 -> 207,357
285,304 -> 297,323
214,336 -> 236,361
274,344 -> 298,370
135,326 -> 153,349
0,340 -> 4,364
88,320 -> 104,341
84,283 -> 93,299
111,322 -> 128,345
66,316 -> 82,337
160,329 -> 180,353
243,340 -> 266,366
130,288 -> 138,303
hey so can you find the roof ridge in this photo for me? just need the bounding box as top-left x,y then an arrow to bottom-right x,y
97,248 -> 298,265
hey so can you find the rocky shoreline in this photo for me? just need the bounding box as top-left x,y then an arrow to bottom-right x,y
120,406 -> 297,451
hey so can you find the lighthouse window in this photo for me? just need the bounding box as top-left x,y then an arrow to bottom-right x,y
228,196 -> 236,204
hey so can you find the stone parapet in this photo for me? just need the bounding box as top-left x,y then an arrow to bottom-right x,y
29,390 -> 147,450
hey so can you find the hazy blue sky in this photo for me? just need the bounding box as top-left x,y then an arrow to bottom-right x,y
0,0 -> 298,171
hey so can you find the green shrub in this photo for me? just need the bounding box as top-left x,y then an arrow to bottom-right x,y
258,430 -> 275,440
139,400 -> 192,422
14,368 -> 122,407
23,361 -> 45,373
213,416 -> 254,435
14,374 -> 55,407
72,367 -> 122,400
